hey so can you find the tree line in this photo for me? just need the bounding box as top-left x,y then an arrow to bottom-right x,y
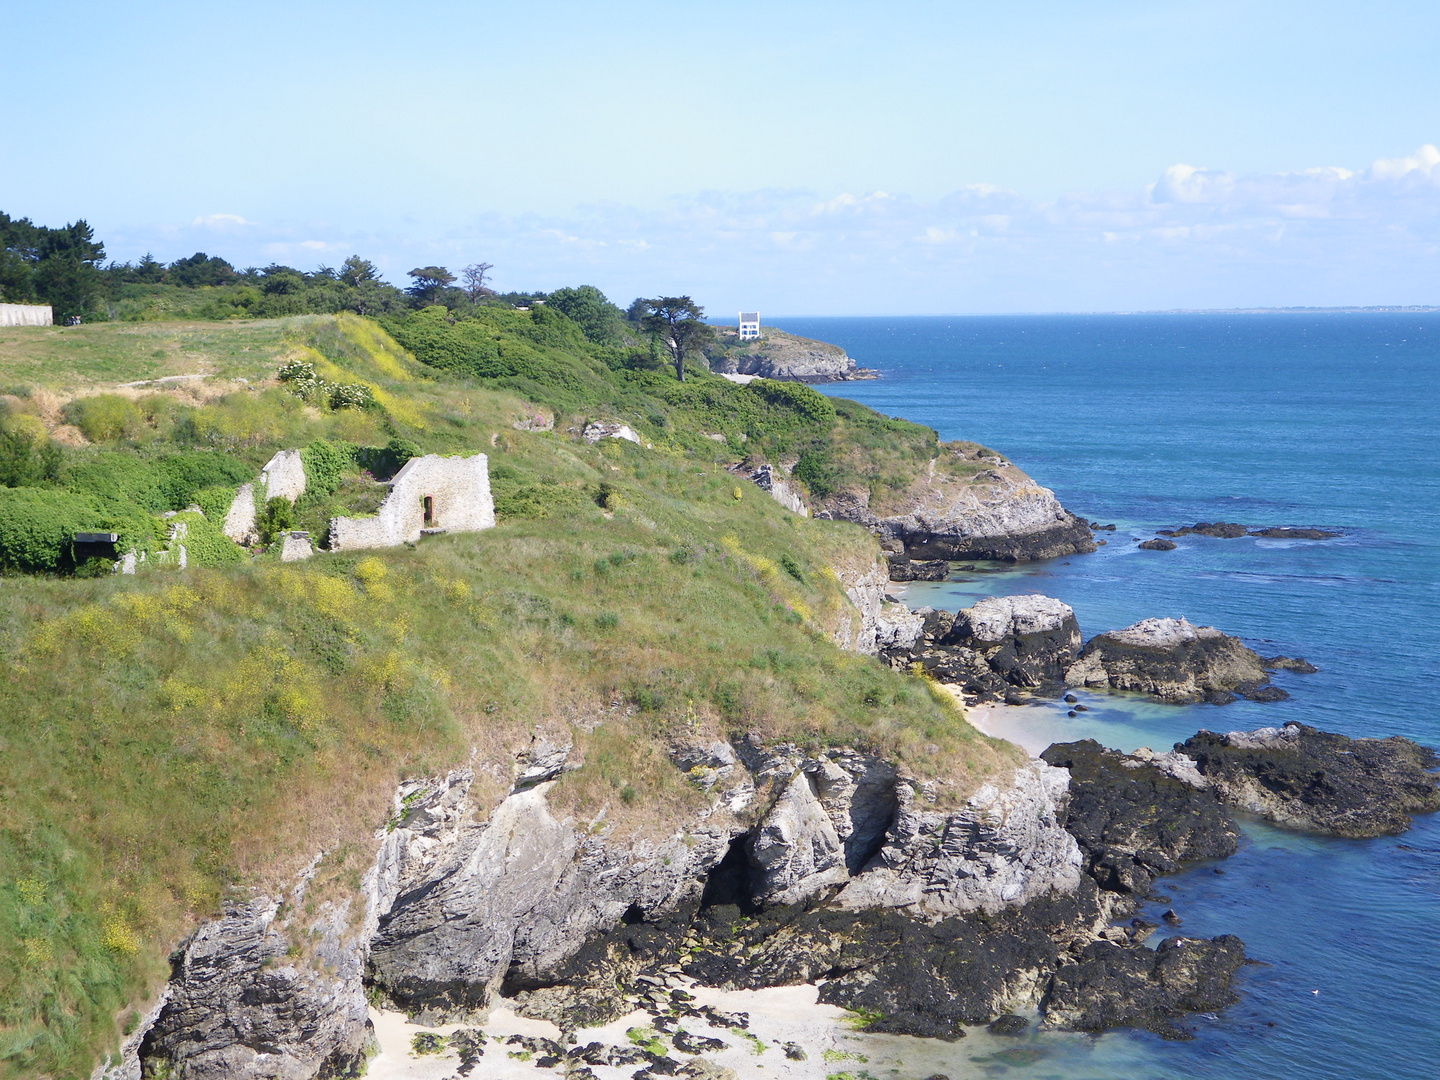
1,210 -> 720,379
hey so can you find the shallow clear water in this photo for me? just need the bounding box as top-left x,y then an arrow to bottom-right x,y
769,314 -> 1440,1079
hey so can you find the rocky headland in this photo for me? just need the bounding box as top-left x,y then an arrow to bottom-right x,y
705,327 -> 877,383
817,444 -> 1096,563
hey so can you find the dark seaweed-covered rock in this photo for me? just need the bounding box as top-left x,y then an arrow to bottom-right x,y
1170,522 -> 1249,538
1040,740 -> 1238,895
1043,935 -> 1247,1039
886,554 -> 951,581
1248,527 -> 1340,539
1179,723 -> 1440,837
1064,617 -> 1273,703
1261,655 -> 1318,673
987,1014 -> 1029,1036
1138,538 -> 1178,551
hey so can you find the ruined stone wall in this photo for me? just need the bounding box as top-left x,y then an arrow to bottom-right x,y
0,303 -> 53,327
329,453 -> 494,552
261,450 -> 306,503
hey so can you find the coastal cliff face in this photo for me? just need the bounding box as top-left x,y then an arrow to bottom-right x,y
816,445 -> 1095,562
115,721 -> 1276,1077
706,328 -> 874,383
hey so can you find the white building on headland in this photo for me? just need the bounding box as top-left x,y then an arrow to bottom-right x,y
738,311 -> 760,340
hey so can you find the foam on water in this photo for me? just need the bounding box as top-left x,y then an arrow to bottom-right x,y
773,313 -> 1440,1080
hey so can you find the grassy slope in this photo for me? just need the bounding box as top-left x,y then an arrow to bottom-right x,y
0,315 -> 1019,1078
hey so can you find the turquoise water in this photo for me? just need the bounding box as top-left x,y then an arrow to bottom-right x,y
772,314 -> 1440,1079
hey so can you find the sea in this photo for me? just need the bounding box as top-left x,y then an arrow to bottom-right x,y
768,314 -> 1440,1080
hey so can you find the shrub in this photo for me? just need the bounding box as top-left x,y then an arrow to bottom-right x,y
301,439 -> 348,498
0,429 -> 62,488
794,450 -> 838,498
169,510 -> 246,567
64,394 -> 146,443
257,496 -> 295,547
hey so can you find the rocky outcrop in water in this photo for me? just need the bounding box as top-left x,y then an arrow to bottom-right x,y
1064,617 -> 1281,704
1040,740 -> 1238,895
1155,522 -> 1341,540
885,595 -> 1081,702
885,554 -> 949,581
1042,934 -> 1247,1040
1178,722 -> 1440,838
816,446 -> 1095,563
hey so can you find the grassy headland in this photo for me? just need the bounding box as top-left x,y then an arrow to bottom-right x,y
0,310 -> 1019,1077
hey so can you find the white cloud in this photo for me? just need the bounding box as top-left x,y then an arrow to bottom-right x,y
191,212 -> 251,227
109,144 -> 1440,312
1370,144 -> 1440,180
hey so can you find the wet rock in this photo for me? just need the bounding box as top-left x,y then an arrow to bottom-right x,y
1040,740 -> 1237,895
986,1014 -> 1029,1036
1064,694 -> 1078,703
1248,527 -> 1340,539
1064,618 -> 1275,704
1138,538 -> 1178,551
1043,935 -> 1247,1039
903,595 -> 1082,701
1170,522 -> 1248,539
1179,723 -> 1440,837
1261,655 -> 1318,674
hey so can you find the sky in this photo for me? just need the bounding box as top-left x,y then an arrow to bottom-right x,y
3,0 -> 1438,314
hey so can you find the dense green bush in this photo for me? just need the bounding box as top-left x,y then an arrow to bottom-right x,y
0,427 -> 62,487
0,487 -> 106,572
63,451 -> 250,514
169,510 -> 246,567
301,438 -> 348,497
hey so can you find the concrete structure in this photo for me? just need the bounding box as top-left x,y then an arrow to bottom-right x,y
329,453 -> 494,552
261,450 -> 307,504
0,303 -> 53,327
738,311 -> 760,340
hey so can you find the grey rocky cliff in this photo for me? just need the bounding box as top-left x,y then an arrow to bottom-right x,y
115,722 -> 1266,1069
817,446 -> 1095,563
134,883 -> 371,1080
830,557 -> 924,656
834,760 -> 1084,916
1065,617 -> 1281,704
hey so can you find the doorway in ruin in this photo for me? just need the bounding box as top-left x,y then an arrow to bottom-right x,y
423,495 -> 435,526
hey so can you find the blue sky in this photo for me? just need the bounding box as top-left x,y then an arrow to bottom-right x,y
3,1 -> 1437,313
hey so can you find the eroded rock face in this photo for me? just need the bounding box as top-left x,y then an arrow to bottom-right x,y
836,761 -> 1084,917
886,555 -> 950,581
1064,617 -> 1277,703
137,896 -> 370,1080
1040,740 -> 1238,895
366,782 -> 732,1023
815,450 -> 1095,563
1179,723 -> 1440,838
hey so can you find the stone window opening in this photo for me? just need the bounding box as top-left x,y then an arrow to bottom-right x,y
423,495 -> 435,526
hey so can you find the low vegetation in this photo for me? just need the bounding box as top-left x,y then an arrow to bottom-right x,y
0,308 -> 1017,1078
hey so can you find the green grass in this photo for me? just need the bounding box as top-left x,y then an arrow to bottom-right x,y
0,313 -> 1022,1078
